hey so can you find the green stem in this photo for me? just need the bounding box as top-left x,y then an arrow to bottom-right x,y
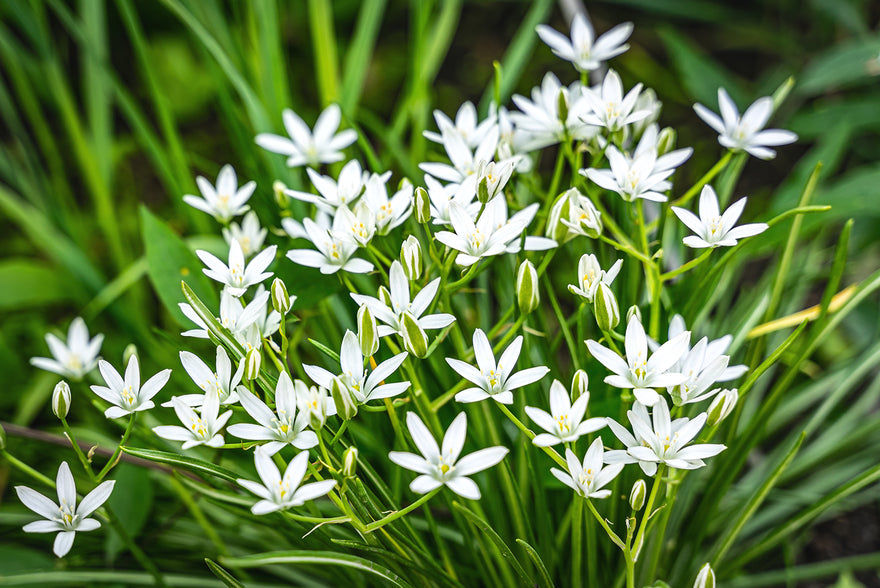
60,417 -> 95,481
585,499 -> 626,551
365,487 -> 440,532
660,248 -> 713,282
2,450 -> 55,487
572,497 -> 583,588
104,503 -> 169,587
495,403 -> 567,468
669,151 -> 732,208
97,414 -> 136,481
542,273 -> 581,370
632,465 -> 665,563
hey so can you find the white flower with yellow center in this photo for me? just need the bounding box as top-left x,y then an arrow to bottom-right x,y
586,316 -> 689,406
435,199 -> 529,266
694,88 -> 797,160
447,328 -> 550,405
551,438 -> 624,499
165,347 -> 244,408
255,104 -> 357,168
284,159 -> 365,214
568,254 -> 623,302
16,462 -> 115,557
90,355 -> 171,419
583,144 -> 678,202
362,172 -> 412,234
536,13 -> 633,73
238,448 -> 337,515
526,380 -> 606,446
423,173 -> 479,226
303,330 -> 410,404
183,164 -> 255,223
509,73 -> 597,151
30,317 -> 104,381
389,412 -> 509,499
197,239 -> 277,297
293,378 -> 336,427
227,372 -> 318,455
672,185 -> 768,248
222,211 -> 267,258
153,390 -> 232,449
581,69 -> 652,133
179,289 -> 269,345
334,202 -> 377,247
419,125 -> 499,186
605,398 -> 726,476
286,216 -> 373,275
423,101 -> 498,149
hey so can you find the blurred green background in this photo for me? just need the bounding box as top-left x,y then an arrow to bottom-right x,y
1,0 -> 879,585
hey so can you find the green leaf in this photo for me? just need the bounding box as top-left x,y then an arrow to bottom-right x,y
0,259 -> 78,309
221,551 -> 414,587
141,206 -> 217,325
515,539 -> 555,588
798,35 -> 880,95
451,502 -> 533,587
204,559 -> 245,588
105,464 -> 154,563
657,27 -> 746,106
0,546 -> 54,575
120,447 -> 240,484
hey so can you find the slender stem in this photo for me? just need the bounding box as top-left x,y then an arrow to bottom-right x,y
2,450 -> 55,487
669,151 -> 732,208
660,248 -> 713,282
495,403 -> 567,468
60,417 -> 95,481
632,466 -> 665,563
543,273 -> 581,370
104,503 -> 169,587
572,497 -> 583,588
585,499 -> 626,551
365,487 -> 440,532
445,262 -> 480,290
97,414 -> 137,481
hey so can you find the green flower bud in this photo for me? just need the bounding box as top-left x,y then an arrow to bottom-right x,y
657,127 -> 677,156
400,236 -> 422,281
52,380 -> 71,419
546,190 -> 573,242
378,286 -> 393,307
330,376 -> 358,421
594,282 -> 620,331
707,389 -> 738,426
271,278 -> 293,315
626,305 -> 642,324
477,175 -> 490,204
414,186 -> 431,224
516,260 -> 539,315
557,88 -> 569,124
401,311 -> 429,359
357,304 -> 379,358
571,369 -> 589,400
273,180 -> 289,208
244,348 -> 261,381
629,479 -> 647,511
123,344 -> 138,366
342,446 -> 359,478
693,563 -> 715,588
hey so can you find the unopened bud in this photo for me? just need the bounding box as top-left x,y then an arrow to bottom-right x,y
330,376 -> 358,421
626,305 -> 642,324
557,89 -> 569,124
123,344 -> 138,366
657,127 -> 677,156
594,282 -> 620,331
400,236 -> 422,281
273,180 -> 289,208
516,260 -> 539,315
343,446 -> 359,477
401,311 -> 428,359
271,278 -> 293,315
693,563 -> 715,588
546,190 -> 573,242
378,286 -> 393,307
244,348 -> 261,381
571,370 -> 589,400
357,305 -> 379,358
414,186 -> 431,224
477,175 -> 490,204
630,479 -> 647,511
52,381 -> 71,419
707,389 -> 738,426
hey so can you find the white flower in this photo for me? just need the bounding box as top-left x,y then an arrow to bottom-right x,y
351,261 -> 455,337
334,202 -> 377,247
90,356 -> 171,419
584,145 -> 678,202
304,331 -> 410,404
389,412 -> 508,499
586,316 -> 689,406
420,126 -> 499,186
447,328 -> 550,405
222,211 -> 267,258
183,164 -> 255,222
693,88 -> 797,160
672,185 -> 768,248
551,438 -> 625,499
605,398 -> 726,476
362,173 -> 412,234
633,124 -> 693,174
423,101 -> 498,149
197,239 -> 277,297
581,70 -> 652,133
255,104 -> 357,168
475,159 -> 516,202
525,380 -> 606,446
286,216 -> 373,275
293,378 -> 336,427
547,187 -> 603,242
284,160 -> 365,214
423,174 -> 479,226
227,372 -> 318,455
30,317 -> 103,381
179,289 -> 269,341
666,337 -> 729,406
166,347 -> 244,407
661,315 -> 747,382
153,391 -> 232,449
568,254 -> 623,302
16,462 -> 115,557
536,13 -> 633,73
238,448 -> 336,515
509,73 -> 597,151
435,198 -> 528,266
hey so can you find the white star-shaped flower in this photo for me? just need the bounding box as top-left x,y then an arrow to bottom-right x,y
153,391 -> 232,449
525,380 -> 606,446
568,254 -> 623,302
509,73 -> 597,151
536,13 -> 633,73
222,211 -> 267,258
551,438 -> 625,499
284,160 -> 365,214
30,317 -> 103,381
256,104 -> 357,168
583,145 -> 677,202
183,164 -> 255,223
435,198 -> 528,266
672,185 -> 768,248
694,88 -> 797,160
197,239 -> 277,297
90,355 -> 171,419
286,215 -> 374,275
447,328 -> 550,405
237,448 -> 336,515
16,462 -> 115,557
167,347 -> 244,408
581,70 -> 652,133
423,101 -> 498,149
389,412 -> 508,500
